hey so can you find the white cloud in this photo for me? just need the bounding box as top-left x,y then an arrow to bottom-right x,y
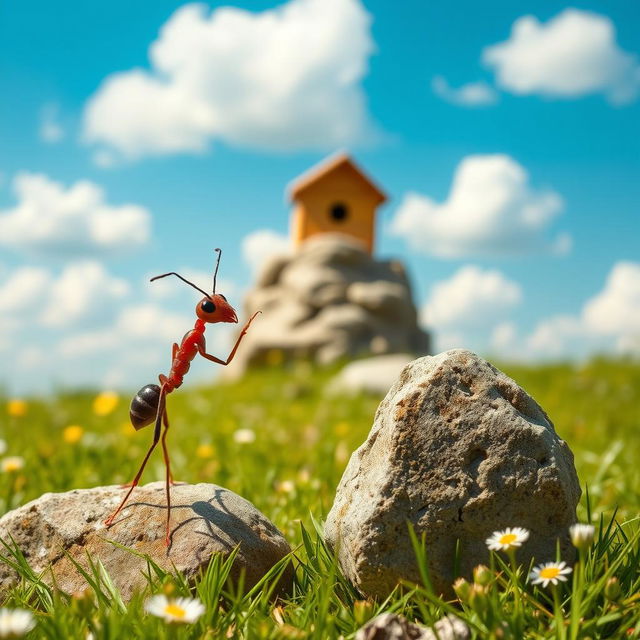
432,75 -> 498,107
491,262 -> 640,361
42,261 -> 130,327
0,267 -> 51,314
483,9 -> 640,104
391,154 -> 566,258
490,321 -> 518,352
57,303 -> 192,359
526,315 -> 585,357
83,0 -> 376,160
0,173 -> 151,257
0,262 -> 129,329
242,229 -> 290,273
39,103 -> 65,143
422,265 -> 522,330
583,261 -> 640,349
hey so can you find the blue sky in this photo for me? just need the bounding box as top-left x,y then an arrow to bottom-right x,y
0,0 -> 638,393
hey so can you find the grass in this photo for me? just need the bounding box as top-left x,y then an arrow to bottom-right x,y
0,357 -> 639,638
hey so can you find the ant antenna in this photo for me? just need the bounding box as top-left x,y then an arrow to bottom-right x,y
213,248 -> 222,294
150,272 -> 213,300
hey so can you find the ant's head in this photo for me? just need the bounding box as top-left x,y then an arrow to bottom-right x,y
150,248 -> 238,324
196,294 -> 238,324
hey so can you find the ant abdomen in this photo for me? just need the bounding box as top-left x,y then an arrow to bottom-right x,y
130,384 -> 161,430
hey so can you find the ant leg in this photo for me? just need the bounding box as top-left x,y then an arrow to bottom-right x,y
105,387 -> 166,527
161,407 -> 173,547
161,410 -> 175,486
198,311 -> 261,366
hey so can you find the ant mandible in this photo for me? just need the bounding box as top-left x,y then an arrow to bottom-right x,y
104,248 -> 260,545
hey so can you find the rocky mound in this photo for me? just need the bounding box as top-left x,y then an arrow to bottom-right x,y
228,234 -> 430,376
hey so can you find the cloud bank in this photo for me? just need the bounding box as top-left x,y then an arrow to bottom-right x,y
391,154 -> 568,258
483,9 -> 640,104
83,0 -> 376,160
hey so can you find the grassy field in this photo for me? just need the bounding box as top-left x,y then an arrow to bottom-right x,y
0,357 -> 639,638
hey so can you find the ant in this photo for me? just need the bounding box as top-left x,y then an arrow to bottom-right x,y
104,248 -> 260,545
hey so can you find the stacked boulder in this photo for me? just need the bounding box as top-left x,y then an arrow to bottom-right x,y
228,234 -> 430,375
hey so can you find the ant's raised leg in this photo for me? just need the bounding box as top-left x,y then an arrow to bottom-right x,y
197,311 -> 261,366
105,387 -> 166,527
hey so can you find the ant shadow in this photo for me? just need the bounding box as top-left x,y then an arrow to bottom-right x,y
119,487 -> 274,553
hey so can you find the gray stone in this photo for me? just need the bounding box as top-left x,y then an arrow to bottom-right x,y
328,354 -> 415,396
225,234 -> 430,377
355,613 -> 469,640
325,350 -> 580,598
0,482 -> 292,601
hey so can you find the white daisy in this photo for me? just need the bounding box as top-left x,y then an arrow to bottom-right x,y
144,595 -> 205,624
0,608 -> 36,637
1,457 -> 24,473
529,561 -> 573,587
569,523 -> 595,550
485,527 -> 530,551
233,428 -> 256,444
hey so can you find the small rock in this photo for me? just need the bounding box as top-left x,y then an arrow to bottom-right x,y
328,354 -> 415,395
355,613 -> 469,640
0,482 -> 292,601
325,350 -> 580,598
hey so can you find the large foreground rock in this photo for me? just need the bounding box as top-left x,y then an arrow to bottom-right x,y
325,350 -> 580,598
0,482 -> 292,600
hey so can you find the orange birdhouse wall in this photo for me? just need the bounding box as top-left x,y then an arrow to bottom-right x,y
289,153 -> 387,254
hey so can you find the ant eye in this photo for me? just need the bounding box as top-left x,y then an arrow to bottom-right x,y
201,300 -> 216,313
219,294 -> 227,301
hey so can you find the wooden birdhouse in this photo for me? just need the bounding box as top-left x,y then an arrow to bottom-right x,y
288,152 -> 387,254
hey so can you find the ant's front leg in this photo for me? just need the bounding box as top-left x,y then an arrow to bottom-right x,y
197,311 -> 261,366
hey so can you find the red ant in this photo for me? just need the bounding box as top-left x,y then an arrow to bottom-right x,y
104,248 -> 259,545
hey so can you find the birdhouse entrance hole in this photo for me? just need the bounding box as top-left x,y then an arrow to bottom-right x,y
330,202 -> 348,222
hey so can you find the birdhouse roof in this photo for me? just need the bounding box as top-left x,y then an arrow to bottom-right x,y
288,152 -> 387,204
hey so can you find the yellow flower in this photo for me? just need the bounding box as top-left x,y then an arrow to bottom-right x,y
7,399 -> 27,418
265,349 -> 284,367
63,425 -> 84,444
1,457 -> 24,473
120,421 -> 136,437
92,391 -> 119,416
196,444 -> 215,459
334,421 -> 350,437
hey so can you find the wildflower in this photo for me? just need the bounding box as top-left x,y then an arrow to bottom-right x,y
233,428 -> 256,444
276,480 -> 295,494
6,400 -> 27,418
604,576 -> 621,602
486,527 -> 530,552
0,607 -> 36,637
529,561 -> 573,587
92,391 -> 119,416
265,349 -> 284,367
63,425 -> 84,444
473,564 -> 492,586
453,577 -> 471,602
196,444 -> 215,459
334,421 -> 350,437
569,523 -> 595,550
1,457 -> 24,473
144,595 -> 205,624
